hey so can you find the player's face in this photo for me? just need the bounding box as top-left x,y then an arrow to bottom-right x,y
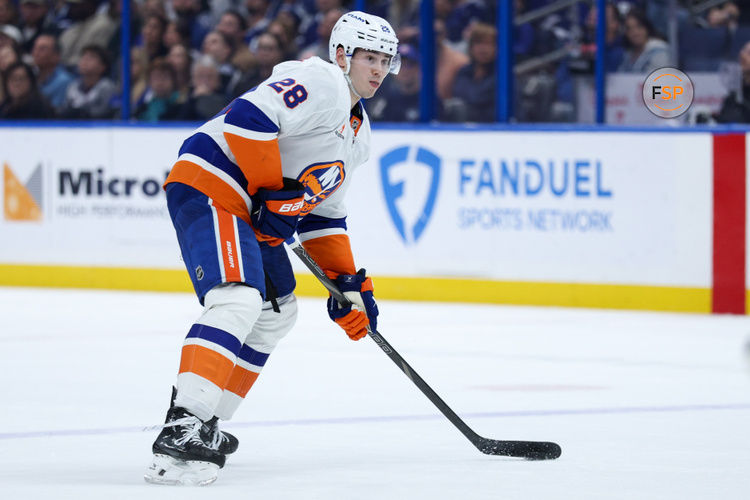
349,49 -> 390,99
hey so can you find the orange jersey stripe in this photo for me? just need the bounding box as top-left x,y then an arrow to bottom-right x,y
214,206 -> 242,282
165,160 -> 251,224
179,344 -> 235,389
302,233 -> 356,278
224,364 -> 260,398
223,133 -> 283,195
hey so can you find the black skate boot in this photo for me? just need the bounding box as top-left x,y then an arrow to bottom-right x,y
167,386 -> 239,455
144,406 -> 226,486
202,416 -> 239,455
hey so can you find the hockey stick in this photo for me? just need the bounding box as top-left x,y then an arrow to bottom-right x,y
287,237 -> 562,460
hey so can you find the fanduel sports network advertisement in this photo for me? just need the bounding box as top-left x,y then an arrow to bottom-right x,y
0,127 -> 713,288
346,130 -> 713,287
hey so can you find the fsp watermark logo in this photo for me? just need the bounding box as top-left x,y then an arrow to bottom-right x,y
3,162 -> 43,221
379,145 -> 440,245
642,67 -> 694,118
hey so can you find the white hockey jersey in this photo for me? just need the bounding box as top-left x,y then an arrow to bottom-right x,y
165,57 -> 370,274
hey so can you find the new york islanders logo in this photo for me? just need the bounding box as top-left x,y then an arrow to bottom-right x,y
297,161 -> 345,217
4,162 -> 43,221
380,146 -> 440,245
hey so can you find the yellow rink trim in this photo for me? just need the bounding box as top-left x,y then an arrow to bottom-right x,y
0,263 -> 713,313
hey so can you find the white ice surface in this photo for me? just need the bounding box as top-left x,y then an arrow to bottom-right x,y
1,287 -> 749,499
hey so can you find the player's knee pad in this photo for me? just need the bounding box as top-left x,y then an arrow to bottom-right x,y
245,293 -> 298,349
198,283 -> 263,338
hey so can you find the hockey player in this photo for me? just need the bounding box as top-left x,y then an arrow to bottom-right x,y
144,11 -> 400,486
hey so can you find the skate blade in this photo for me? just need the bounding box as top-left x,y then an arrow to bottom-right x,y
144,454 -> 219,486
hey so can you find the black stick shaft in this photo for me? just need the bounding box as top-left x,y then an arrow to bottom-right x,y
288,239 -> 561,460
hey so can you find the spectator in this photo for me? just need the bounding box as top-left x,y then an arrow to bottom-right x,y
58,0 -> 118,68
18,0 -> 56,53
243,0 -> 272,49
170,0 -> 213,50
0,61 -> 55,118
435,18 -> 469,100
231,31 -> 284,96
707,2 -> 740,29
389,0 -> 420,30
47,0 -> 71,32
59,44 -> 116,119
0,42 -> 21,102
441,0 -> 492,46
0,0 -> 18,26
166,43 -> 192,101
216,9 -> 255,73
276,4 -> 304,50
298,0 -> 343,50
513,0 -> 535,61
201,30 -> 241,95
562,1 -> 625,83
179,54 -> 227,120
579,2 -> 625,73
129,46 -> 149,110
100,0 -> 124,57
267,18 -> 298,59
448,22 -> 496,122
369,43 -> 421,122
139,13 -> 168,61
299,7 -> 343,60
163,18 -> 191,50
140,0 -> 166,18
31,33 -> 74,110
716,40 -> 750,123
0,23 -> 23,50
618,8 -> 670,73
0,38 -> 20,70
136,58 -> 183,121
434,0 -> 453,22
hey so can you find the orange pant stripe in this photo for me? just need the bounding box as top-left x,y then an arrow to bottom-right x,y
224,364 -> 260,398
214,206 -> 242,282
179,344 -> 235,389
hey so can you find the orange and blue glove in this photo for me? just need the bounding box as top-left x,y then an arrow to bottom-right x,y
250,177 -> 305,246
327,269 -> 378,341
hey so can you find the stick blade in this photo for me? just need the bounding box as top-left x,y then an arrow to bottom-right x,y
476,438 -> 562,460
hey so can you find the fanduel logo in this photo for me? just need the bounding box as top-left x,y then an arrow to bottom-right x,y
380,146 -> 440,245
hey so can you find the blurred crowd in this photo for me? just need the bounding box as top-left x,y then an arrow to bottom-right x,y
1,0 -> 750,122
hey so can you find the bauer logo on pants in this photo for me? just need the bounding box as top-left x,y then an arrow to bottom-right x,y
379,146 -> 441,245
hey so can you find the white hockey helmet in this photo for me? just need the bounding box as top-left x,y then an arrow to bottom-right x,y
329,11 -> 401,75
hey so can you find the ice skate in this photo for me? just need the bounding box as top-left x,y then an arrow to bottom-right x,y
144,406 -> 225,486
203,416 -> 239,455
167,386 -> 239,455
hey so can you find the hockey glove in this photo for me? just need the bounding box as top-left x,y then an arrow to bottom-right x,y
327,269 -> 378,341
250,178 -> 305,246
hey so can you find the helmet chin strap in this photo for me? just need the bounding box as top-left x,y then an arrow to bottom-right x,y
342,56 -> 362,100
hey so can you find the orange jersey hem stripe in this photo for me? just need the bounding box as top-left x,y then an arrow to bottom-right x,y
165,160 -> 251,224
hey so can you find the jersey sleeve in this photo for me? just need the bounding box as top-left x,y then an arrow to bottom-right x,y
295,99 -> 370,278
223,67 -> 341,195
297,213 -> 356,278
